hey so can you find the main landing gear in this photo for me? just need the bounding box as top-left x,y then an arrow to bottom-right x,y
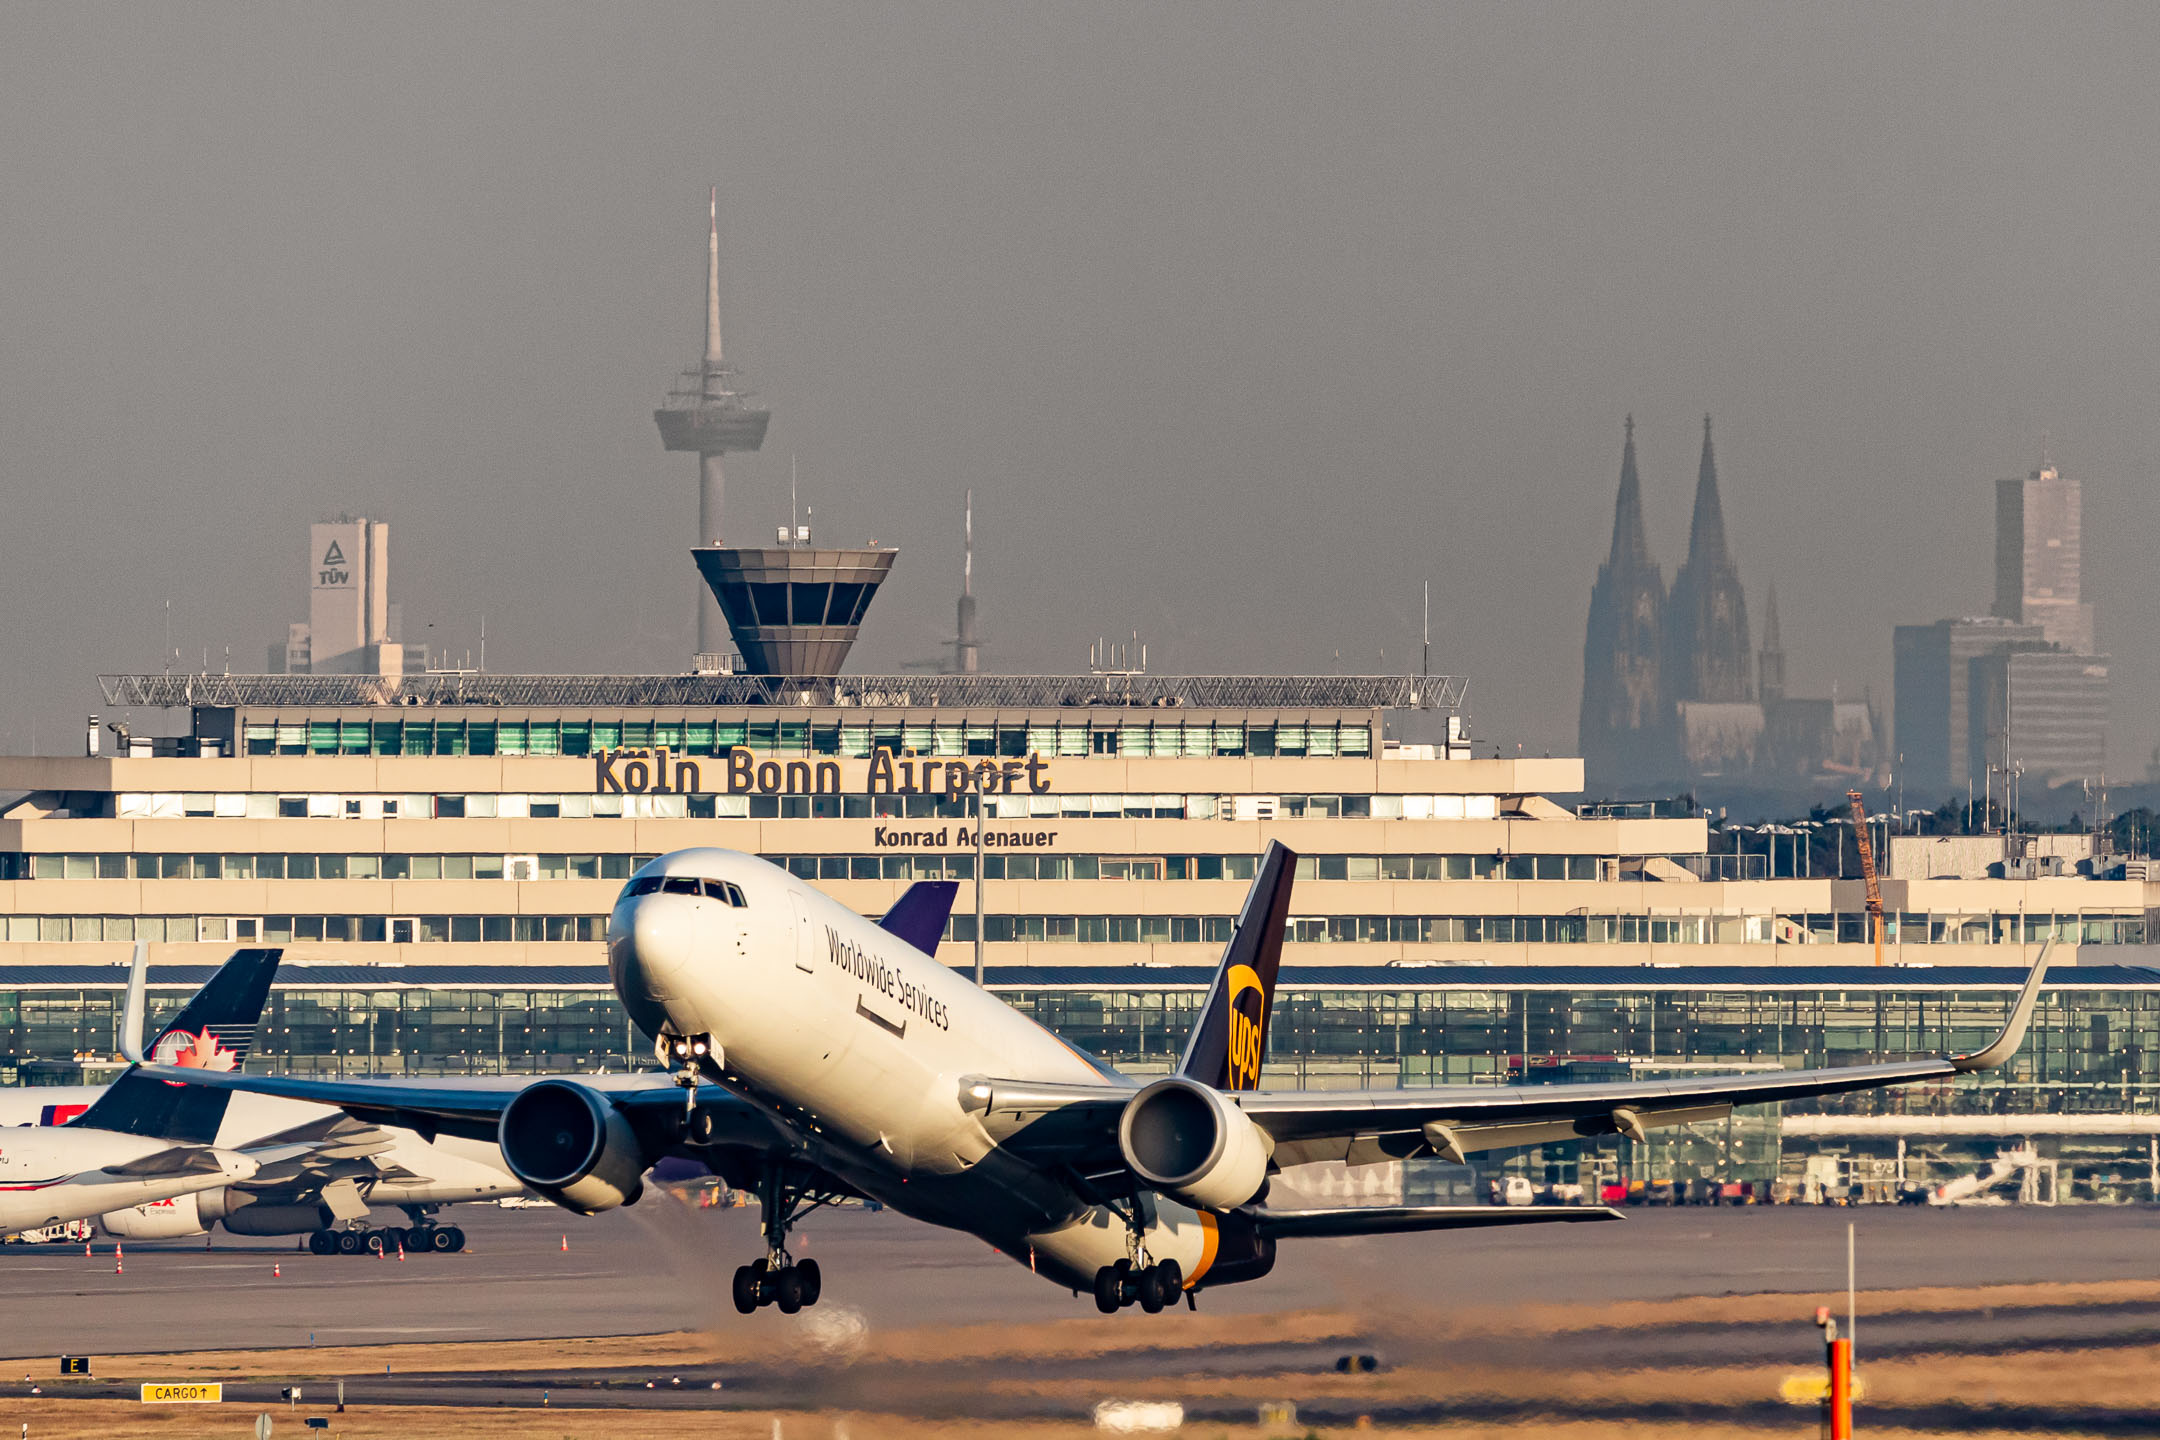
1091,1190 -> 1189,1314
306,1223 -> 462,1256
731,1255 -> 822,1315
730,1156 -> 841,1316
1093,1257 -> 1183,1314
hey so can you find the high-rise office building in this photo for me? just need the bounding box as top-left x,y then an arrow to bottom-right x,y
1994,457 -> 2094,654
272,518 -> 402,677
1968,648 -> 2110,794
1892,616 -> 2048,796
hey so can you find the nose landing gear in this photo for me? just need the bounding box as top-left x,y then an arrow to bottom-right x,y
657,1032 -> 719,1119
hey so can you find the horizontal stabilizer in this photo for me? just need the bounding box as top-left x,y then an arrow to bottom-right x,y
1243,1204 -> 1623,1239
879,880 -> 959,957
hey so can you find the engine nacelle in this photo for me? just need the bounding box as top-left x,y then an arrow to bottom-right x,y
1117,1076 -> 1270,1213
218,1199 -> 334,1236
101,1191 -> 214,1239
498,1079 -> 647,1215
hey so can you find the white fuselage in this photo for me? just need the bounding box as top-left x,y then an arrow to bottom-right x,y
0,1084 -> 529,1233
0,1125 -> 258,1232
611,849 -> 1228,1291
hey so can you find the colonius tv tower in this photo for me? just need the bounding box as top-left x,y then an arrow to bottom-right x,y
655,188 -> 772,662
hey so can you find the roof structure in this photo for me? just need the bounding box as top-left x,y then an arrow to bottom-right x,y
98,673 -> 1466,712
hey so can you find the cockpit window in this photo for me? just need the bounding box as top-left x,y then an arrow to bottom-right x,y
727,882 -> 747,906
700,879 -> 748,906
621,876 -> 665,899
661,876 -> 701,896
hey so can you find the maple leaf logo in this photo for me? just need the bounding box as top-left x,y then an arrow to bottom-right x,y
153,1028 -> 239,1085
172,1031 -> 237,1071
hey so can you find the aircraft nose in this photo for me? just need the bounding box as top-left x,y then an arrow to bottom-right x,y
615,896 -> 697,1006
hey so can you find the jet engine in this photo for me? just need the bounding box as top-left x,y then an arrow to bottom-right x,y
497,1080 -> 647,1214
1117,1076 -> 1270,1212
101,1191 -> 216,1239
217,1199 -> 334,1236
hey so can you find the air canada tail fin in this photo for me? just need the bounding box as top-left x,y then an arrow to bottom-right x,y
76,947 -> 282,1143
1178,840 -> 1295,1092
879,880 -> 960,957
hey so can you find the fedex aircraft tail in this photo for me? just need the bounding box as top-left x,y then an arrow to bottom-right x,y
75,947 -> 282,1143
1176,841 -> 1295,1092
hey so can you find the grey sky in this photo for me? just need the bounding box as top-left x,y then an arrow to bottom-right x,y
1,5 -> 2154,779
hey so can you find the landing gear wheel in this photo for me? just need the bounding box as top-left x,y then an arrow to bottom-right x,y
1154,1259 -> 1182,1305
364,1231 -> 386,1255
795,1258 -> 822,1307
438,1225 -> 466,1253
427,1226 -> 456,1253
1093,1265 -> 1122,1314
773,1266 -> 804,1315
1137,1265 -> 1166,1313
336,1229 -> 365,1255
308,1230 -> 336,1256
407,1227 -> 435,1252
731,1264 -> 761,1315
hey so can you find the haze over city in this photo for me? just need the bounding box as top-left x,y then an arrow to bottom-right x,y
2,5 -> 2154,783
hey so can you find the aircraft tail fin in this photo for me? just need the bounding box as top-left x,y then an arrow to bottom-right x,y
76,948 -> 282,1143
1177,841 -> 1295,1092
879,881 -> 959,957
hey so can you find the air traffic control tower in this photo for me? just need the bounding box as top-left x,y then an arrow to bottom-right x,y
655,188 -> 772,661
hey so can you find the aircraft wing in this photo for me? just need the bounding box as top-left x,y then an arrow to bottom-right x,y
99,1144 -> 272,1179
127,1066 -> 782,1150
1243,1204 -> 1622,1238
1241,947 -> 2049,1166
989,947 -> 2050,1172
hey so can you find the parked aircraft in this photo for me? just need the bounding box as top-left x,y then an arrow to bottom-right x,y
147,844 -> 2049,1315
0,949 -> 290,1233
1,946 -> 530,1252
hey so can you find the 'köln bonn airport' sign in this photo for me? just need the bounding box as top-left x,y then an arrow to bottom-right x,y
594,747 -> 1055,799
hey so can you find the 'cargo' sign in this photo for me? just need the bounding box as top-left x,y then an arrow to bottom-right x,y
595,748 -> 1053,797
142,1383 -> 222,1403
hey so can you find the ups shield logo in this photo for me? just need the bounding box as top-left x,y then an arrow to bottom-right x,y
1224,963 -> 1267,1091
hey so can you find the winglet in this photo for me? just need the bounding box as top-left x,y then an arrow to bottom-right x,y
120,939 -> 149,1064
1950,939 -> 2052,1073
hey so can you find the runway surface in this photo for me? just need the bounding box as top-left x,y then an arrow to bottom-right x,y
2,1199 -> 2156,1359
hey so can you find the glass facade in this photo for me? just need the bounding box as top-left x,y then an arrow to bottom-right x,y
5,972 -> 2156,1110
239,718 -> 1375,760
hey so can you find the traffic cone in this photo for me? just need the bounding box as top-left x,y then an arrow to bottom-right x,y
83,1241 -> 90,1258
114,1245 -> 122,1276
561,1234 -> 568,1252
396,1241 -> 405,1262
273,1262 -> 282,1278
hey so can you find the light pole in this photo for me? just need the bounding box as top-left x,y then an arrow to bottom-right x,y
973,783 -> 986,985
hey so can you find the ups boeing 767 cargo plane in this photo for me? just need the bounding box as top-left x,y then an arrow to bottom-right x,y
148,842 -> 2048,1316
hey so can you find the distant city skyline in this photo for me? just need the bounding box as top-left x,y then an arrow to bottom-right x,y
0,7 -> 2153,785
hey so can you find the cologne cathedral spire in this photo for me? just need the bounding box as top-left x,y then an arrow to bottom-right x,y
1580,417 -> 1675,789
1665,415 -> 1753,705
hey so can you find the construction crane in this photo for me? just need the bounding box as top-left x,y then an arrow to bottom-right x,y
1847,789 -> 1884,966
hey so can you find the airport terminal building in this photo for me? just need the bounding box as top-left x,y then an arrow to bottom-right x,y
1,670 -> 2147,974
3,668 -> 2157,1195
